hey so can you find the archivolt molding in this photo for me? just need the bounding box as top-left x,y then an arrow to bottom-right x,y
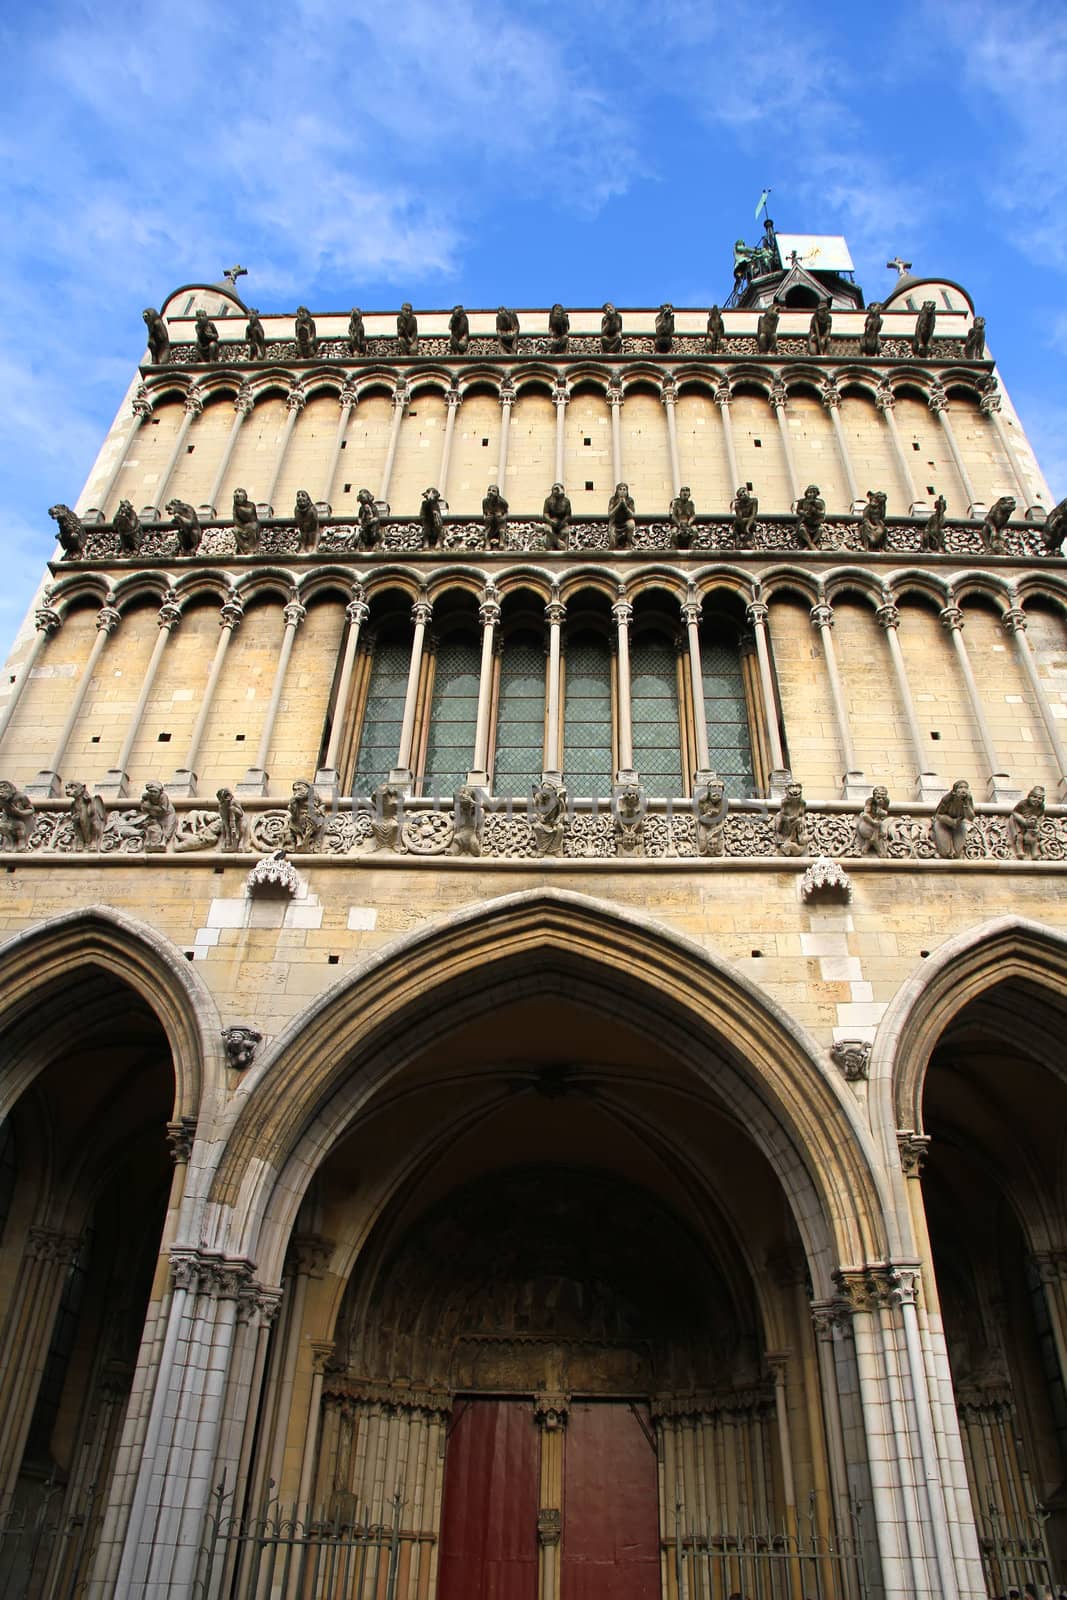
822,568 -> 884,607
46,574 -> 113,614
209,890 -> 892,1289
870,915 -> 1067,1144
231,567 -> 299,603
0,904 -> 224,1126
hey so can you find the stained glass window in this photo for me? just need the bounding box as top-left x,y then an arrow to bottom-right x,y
353,638 -> 410,796
631,636 -> 683,798
494,637 -> 545,798
422,637 -> 481,798
702,640 -> 755,798
563,637 -> 612,800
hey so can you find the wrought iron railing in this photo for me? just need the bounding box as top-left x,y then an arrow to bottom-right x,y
0,1480 -> 98,1600
666,1501 -> 870,1600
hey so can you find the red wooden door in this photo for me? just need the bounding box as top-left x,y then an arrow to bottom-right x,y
437,1399 -> 539,1600
561,1401 -> 660,1600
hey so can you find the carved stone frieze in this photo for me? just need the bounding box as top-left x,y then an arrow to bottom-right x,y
832,1266 -> 899,1313
170,1248 -> 257,1299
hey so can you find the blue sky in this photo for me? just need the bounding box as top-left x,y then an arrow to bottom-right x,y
1,0 -> 1066,636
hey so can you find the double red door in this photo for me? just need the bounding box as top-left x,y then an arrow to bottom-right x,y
437,1398 -> 659,1600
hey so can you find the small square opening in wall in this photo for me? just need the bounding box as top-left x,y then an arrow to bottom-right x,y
746,480 -> 753,490
235,733 -> 245,742
754,439 -> 762,448
327,954 -> 340,965
343,483 -> 351,493
584,437 -> 592,446
184,950 -> 195,961
482,437 -> 489,447
585,481 -> 594,492
151,418 -> 160,426
90,734 -> 100,744
927,485 -> 936,494
340,440 -> 347,449
157,731 -> 171,743
912,441 -> 921,450
751,949 -> 763,958
186,444 -> 195,453
930,731 -> 941,740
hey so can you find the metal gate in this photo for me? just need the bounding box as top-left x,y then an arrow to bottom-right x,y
666,1502 -> 870,1600
0,1481 -> 99,1600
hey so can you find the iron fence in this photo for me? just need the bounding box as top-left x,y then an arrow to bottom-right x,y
668,1502 -> 870,1600
976,1506 -> 1060,1599
0,1480 -> 98,1600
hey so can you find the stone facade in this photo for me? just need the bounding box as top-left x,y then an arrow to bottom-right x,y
0,273 -> 1064,1600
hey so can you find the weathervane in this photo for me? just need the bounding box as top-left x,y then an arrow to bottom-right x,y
886,257 -> 912,277
224,264 -> 248,288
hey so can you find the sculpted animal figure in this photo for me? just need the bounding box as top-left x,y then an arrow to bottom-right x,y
852,786 -> 891,857
1042,496 -> 1067,556
913,300 -> 937,357
548,304 -> 570,352
143,307 -> 170,364
982,495 -> 1016,555
756,307 -> 779,354
859,490 -> 888,551
543,484 -> 571,549
0,781 -> 35,851
1008,786 -> 1045,860
232,488 -> 260,554
963,316 -> 986,360
706,306 -> 725,353
807,302 -> 832,356
860,304 -> 883,356
113,499 -> 142,554
496,307 -> 520,353
166,498 -> 201,554
64,780 -> 107,851
286,780 -> 326,851
655,304 -> 675,353
695,778 -> 727,857
921,494 -> 947,552
49,503 -> 85,557
419,487 -> 443,548
294,489 -> 320,552
774,782 -> 809,856
245,309 -> 267,359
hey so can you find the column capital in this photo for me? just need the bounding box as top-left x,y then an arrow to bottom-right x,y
770,377 -> 789,409
445,385 -> 462,409
832,1265 -> 898,1313
875,381 -> 895,414
1001,605 -> 1028,634
545,600 -> 566,626
283,599 -> 307,629
27,1226 -> 83,1265
897,1130 -> 931,1175
286,383 -> 307,413
661,377 -> 678,405
132,383 -> 154,420
220,596 -> 244,631
338,378 -> 360,408
499,381 -> 516,408
714,377 -> 733,405
479,599 -> 502,628
411,599 -> 433,627
96,605 -> 121,634
939,603 -> 964,631
820,378 -> 841,410
680,600 -> 702,627
392,384 -> 410,411
345,598 -> 370,628
158,593 -> 182,631
607,381 -> 624,409
534,1392 -> 569,1431
166,1115 -> 198,1163
183,385 -> 205,417
876,600 -> 901,630
234,383 -> 255,417
35,604 -> 62,636
810,601 -> 834,629
746,600 -> 769,628
611,599 -> 633,627
552,380 -> 570,407
928,383 -> 948,416
1030,1249 -> 1067,1286
810,1297 -> 853,1340
979,376 -> 1001,415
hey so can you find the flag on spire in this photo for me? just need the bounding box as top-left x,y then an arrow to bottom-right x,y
755,189 -> 771,220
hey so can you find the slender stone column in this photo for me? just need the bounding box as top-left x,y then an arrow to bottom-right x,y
543,598 -> 565,780
810,1303 -> 862,1582
535,1397 -> 567,1600
876,598 -> 942,800
681,598 -> 711,777
98,591 -> 182,797
930,386 -> 984,518
0,1228 -> 83,1500
608,382 -> 624,486
745,600 -> 789,794
877,383 -> 927,515
716,378 -> 739,491
981,384 -> 1044,516
810,600 -> 867,797
316,585 -> 369,794
391,598 -> 432,789
496,382 -> 515,495
468,587 -> 501,787
612,596 -> 634,777
1002,605 -> 1067,799
822,379 -> 862,509
86,386 -> 154,519
379,385 -> 409,503
439,387 -> 460,500
152,387 -> 203,514
0,601 -> 62,748
939,603 -> 1016,800
206,384 -> 253,516
771,379 -> 800,506
296,1343 -> 335,1515
168,594 -> 243,795
28,603 -> 121,796
663,379 -> 682,495
552,383 -> 569,486
238,594 -> 307,795
321,379 -> 358,508
263,383 -> 306,514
